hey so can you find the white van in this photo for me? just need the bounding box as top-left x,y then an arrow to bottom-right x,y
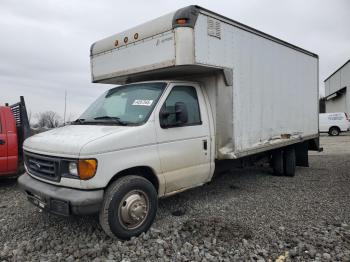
319,112 -> 350,136
18,6 -> 320,239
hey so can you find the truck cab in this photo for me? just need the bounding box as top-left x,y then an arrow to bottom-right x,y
0,97 -> 31,176
18,81 -> 213,238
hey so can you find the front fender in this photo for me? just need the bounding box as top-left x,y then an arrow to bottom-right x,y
79,144 -> 165,196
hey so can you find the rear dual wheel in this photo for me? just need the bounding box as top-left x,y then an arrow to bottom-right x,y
272,147 -> 296,177
272,150 -> 284,175
283,147 -> 296,176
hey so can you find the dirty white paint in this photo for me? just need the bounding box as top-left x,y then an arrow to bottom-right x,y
194,14 -> 318,155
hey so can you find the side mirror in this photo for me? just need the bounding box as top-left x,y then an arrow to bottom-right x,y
175,102 -> 188,124
159,109 -> 170,128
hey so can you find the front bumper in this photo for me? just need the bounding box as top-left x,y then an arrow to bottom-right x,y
18,173 -> 104,216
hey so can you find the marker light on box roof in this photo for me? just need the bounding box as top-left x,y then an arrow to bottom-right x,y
176,18 -> 188,25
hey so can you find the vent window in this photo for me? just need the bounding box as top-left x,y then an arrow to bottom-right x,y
207,17 -> 221,39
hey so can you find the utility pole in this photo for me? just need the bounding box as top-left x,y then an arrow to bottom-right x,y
63,90 -> 67,126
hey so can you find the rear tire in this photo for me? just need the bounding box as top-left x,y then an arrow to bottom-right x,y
283,147 -> 296,177
99,175 -> 158,240
328,126 -> 340,136
271,150 -> 284,176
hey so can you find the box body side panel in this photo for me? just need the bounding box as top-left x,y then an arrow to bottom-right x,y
194,13 -> 319,158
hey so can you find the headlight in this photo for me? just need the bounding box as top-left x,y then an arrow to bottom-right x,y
67,159 -> 97,180
78,159 -> 97,180
68,162 -> 78,176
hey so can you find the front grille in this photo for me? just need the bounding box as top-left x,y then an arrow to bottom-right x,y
24,152 -> 60,181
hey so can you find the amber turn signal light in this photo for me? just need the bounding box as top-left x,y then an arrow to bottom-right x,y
78,159 -> 97,180
176,18 -> 187,25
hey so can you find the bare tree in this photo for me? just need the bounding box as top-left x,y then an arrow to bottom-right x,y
36,111 -> 62,128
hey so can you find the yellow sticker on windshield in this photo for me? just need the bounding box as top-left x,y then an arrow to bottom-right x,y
132,100 -> 153,106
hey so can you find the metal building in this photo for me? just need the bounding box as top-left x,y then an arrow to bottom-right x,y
324,59 -> 350,113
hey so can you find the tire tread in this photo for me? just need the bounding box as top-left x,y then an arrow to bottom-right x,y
99,175 -> 157,239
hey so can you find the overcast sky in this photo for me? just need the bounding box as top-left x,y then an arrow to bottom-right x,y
1,0 -> 349,122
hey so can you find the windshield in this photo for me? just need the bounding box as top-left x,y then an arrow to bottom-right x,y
78,82 -> 166,125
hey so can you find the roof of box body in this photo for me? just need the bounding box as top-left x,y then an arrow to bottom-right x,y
90,5 -> 318,59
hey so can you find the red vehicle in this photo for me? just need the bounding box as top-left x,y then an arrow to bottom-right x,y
0,96 -> 31,176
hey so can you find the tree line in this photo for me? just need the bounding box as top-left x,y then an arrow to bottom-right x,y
31,111 -> 74,129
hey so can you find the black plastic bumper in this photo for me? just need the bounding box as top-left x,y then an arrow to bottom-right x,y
17,173 -> 104,216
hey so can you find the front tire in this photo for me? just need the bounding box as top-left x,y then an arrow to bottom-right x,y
99,175 -> 158,240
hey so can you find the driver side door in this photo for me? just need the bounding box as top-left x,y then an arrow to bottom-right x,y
155,83 -> 211,194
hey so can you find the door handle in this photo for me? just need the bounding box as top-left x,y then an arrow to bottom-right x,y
0,139 -> 5,145
203,139 -> 207,150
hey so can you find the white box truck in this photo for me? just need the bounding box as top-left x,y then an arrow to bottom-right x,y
18,5 -> 320,239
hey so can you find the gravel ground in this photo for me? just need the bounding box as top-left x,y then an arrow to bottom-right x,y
1,134 -> 350,261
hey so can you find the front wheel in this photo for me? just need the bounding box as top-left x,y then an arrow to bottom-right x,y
99,175 -> 158,240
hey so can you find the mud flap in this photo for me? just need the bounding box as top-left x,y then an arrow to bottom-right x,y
295,141 -> 309,167
308,136 -> 323,152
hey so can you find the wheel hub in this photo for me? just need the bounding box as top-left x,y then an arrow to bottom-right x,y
119,191 -> 149,229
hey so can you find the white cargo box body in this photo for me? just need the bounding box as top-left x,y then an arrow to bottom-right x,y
91,6 -> 319,159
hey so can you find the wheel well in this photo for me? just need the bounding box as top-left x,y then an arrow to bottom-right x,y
329,126 -> 340,132
107,166 -> 159,193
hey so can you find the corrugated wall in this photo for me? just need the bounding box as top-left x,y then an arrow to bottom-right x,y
325,61 -> 350,113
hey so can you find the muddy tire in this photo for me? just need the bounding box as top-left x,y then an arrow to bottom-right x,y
99,175 -> 158,240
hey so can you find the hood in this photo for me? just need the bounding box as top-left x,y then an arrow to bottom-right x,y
23,125 -> 133,157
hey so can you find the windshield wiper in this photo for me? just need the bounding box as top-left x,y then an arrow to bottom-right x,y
72,117 -> 129,126
93,116 -> 129,126
72,118 -> 86,124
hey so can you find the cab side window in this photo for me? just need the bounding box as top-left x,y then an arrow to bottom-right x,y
160,86 -> 201,128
